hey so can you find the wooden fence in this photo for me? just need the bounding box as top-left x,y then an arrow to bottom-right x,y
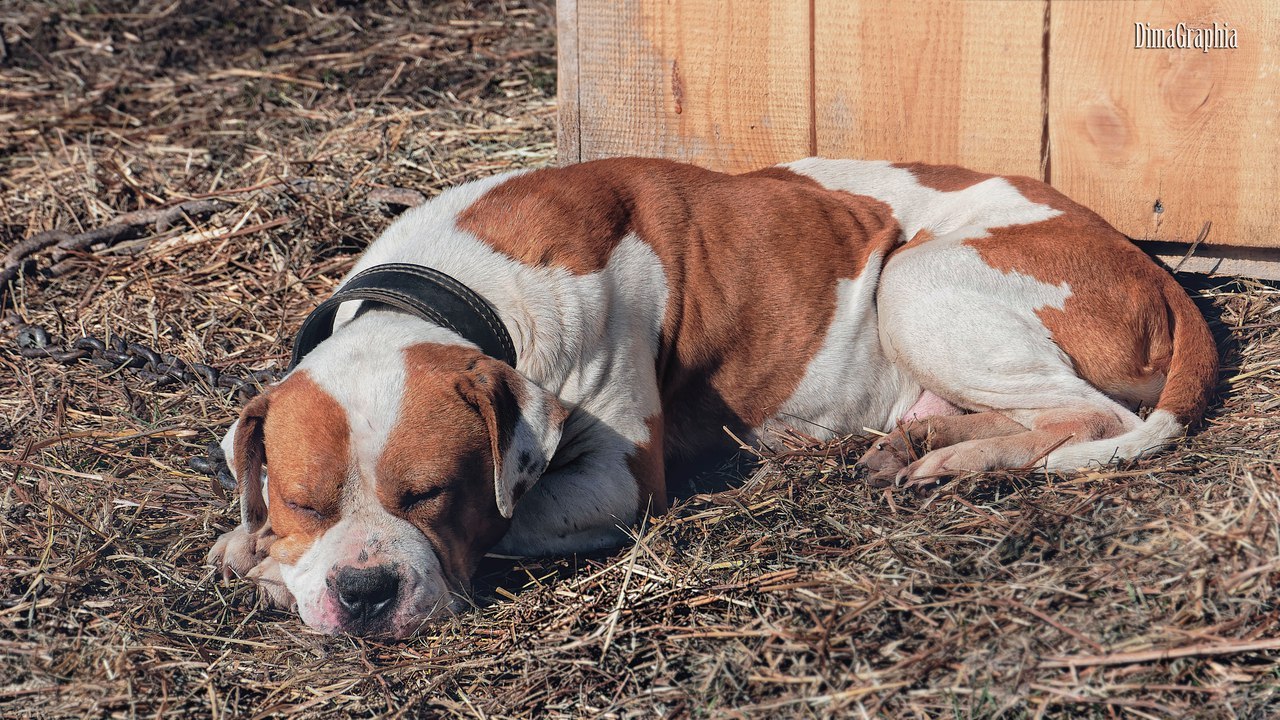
557,0 -> 1279,275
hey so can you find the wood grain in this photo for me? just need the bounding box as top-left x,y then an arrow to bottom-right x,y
556,0 -> 582,165
1049,0 -> 1280,247
813,1 -> 1046,177
571,0 -> 811,172
557,0 -> 1280,262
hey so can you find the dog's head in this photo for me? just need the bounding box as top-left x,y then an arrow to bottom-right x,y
221,337 -> 564,637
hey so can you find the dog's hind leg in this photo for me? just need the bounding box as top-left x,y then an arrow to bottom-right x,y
894,406 -> 1132,492
873,230 -> 1174,489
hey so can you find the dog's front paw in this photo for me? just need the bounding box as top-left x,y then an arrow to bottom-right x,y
857,432 -> 914,487
246,555 -> 297,611
896,446 -> 979,496
207,523 -> 275,581
209,523 -> 294,608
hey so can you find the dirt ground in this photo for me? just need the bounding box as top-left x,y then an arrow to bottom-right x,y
4,1 -> 1280,718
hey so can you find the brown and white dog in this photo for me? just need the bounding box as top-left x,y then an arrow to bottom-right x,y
207,157 -> 1217,637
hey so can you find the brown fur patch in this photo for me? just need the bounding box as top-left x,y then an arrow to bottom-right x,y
233,394 -> 269,531
626,414 -> 667,514
892,162 -> 996,192
376,343 -> 516,589
459,158 -> 904,469
455,163 -> 633,275
251,371 -> 350,565
976,179 -> 1213,424
738,166 -> 825,186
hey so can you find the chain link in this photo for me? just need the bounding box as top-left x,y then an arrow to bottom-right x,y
13,323 -> 278,490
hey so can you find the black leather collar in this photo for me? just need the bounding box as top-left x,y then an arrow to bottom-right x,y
289,263 -> 517,370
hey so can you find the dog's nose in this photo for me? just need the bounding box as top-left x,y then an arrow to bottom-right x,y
332,566 -> 400,624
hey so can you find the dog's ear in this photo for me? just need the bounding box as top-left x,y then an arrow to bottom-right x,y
226,394 -> 270,531
462,357 -> 566,519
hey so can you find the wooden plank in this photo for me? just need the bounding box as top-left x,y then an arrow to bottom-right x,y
556,0 -> 582,165
1049,1 -> 1280,248
1147,242 -> 1280,281
813,1 -> 1046,177
572,0 -> 811,173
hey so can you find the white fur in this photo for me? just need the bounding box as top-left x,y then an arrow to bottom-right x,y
764,252 -> 920,440
282,502 -> 451,636
875,231 -> 1162,468
494,233 -> 668,554
781,158 -> 1062,240
873,227 -> 1162,474
1043,409 -> 1183,470
876,231 -> 1095,412
300,312 -> 456,475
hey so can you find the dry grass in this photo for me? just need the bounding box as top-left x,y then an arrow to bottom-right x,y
3,2 -> 1280,717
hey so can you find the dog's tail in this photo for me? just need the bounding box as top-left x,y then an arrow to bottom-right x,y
1150,278 -> 1219,427
1045,278 -> 1217,470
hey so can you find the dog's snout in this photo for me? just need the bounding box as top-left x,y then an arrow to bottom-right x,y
331,565 -> 400,626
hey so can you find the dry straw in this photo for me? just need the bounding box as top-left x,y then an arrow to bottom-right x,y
3,1 -> 1280,717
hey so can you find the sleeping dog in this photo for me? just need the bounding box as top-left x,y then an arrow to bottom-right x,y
207,157 -> 1217,637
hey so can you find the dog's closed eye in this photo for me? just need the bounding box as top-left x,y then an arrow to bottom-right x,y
284,500 -> 331,520
400,486 -> 445,512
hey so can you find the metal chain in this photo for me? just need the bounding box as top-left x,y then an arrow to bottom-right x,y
13,323 -> 278,490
